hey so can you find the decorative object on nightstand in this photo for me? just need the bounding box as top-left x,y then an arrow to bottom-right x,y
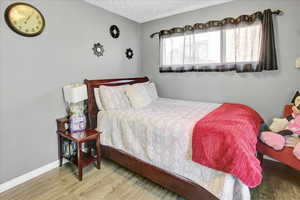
56,117 -> 101,181
125,48 -> 134,59
63,83 -> 87,133
92,43 -> 104,57
296,57 -> 300,68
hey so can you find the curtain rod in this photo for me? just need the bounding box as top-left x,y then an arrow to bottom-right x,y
150,9 -> 283,38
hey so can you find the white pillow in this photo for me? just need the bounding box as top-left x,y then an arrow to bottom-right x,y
125,84 -> 152,108
145,82 -> 158,100
94,88 -> 104,110
132,81 -> 158,101
99,85 -> 131,110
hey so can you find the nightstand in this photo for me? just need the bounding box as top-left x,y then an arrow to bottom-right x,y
56,117 -> 101,181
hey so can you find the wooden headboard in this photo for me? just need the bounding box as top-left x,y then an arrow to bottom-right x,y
84,77 -> 149,129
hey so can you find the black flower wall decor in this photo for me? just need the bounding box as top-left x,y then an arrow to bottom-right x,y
92,43 -> 104,57
110,25 -> 120,38
125,48 -> 134,59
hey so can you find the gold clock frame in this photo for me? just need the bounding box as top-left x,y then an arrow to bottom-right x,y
4,2 -> 45,37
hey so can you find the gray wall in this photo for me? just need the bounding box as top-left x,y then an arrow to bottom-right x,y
141,0 -> 300,123
1,0 -> 300,186
0,0 -> 141,183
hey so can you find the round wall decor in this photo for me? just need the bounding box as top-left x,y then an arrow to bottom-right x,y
125,48 -> 134,59
110,25 -> 120,38
92,43 -> 104,57
5,2 -> 45,37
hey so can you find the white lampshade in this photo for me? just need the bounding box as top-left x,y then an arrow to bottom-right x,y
296,57 -> 300,68
63,84 -> 87,103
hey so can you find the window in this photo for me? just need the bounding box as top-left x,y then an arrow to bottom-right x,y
156,9 -> 279,73
194,31 -> 221,64
225,24 -> 262,63
160,23 -> 262,69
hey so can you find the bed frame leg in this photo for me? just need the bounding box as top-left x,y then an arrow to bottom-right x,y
257,152 -> 264,166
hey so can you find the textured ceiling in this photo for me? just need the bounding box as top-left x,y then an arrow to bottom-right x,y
85,0 -> 233,23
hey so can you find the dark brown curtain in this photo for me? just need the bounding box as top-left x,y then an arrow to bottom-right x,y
256,9 -> 278,72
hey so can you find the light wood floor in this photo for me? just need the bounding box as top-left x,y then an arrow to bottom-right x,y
0,159 -> 299,200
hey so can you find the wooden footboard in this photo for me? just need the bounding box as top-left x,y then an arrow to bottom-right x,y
101,145 -> 218,200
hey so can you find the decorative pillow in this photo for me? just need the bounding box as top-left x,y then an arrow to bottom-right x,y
125,84 -> 152,108
99,85 -> 131,110
94,88 -> 104,111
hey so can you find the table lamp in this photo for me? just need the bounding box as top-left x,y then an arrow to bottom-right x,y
63,83 -> 87,133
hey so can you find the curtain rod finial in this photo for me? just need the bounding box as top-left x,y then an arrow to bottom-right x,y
273,10 -> 283,15
150,32 -> 159,38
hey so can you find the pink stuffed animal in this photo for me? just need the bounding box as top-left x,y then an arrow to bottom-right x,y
260,91 -> 300,160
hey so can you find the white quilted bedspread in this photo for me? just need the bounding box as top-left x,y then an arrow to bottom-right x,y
97,98 -> 250,200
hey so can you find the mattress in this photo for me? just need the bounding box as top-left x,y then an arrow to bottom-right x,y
96,98 -> 250,200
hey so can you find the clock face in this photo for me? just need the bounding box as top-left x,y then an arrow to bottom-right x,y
5,3 -> 45,37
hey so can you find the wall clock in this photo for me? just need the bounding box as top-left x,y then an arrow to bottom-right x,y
125,48 -> 134,59
92,43 -> 104,57
110,25 -> 120,38
5,2 -> 45,37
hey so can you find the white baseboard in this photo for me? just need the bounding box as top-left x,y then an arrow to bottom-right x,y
0,159 -> 67,194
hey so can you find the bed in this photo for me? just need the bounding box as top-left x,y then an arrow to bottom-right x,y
84,77 -> 261,200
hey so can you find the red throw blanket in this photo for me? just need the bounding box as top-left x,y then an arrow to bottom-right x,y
192,103 -> 263,188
